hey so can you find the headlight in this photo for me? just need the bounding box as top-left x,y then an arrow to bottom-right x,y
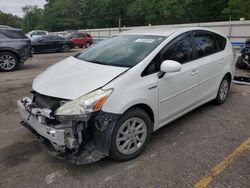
55,89 -> 113,120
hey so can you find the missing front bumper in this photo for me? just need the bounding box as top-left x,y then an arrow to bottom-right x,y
17,97 -> 120,165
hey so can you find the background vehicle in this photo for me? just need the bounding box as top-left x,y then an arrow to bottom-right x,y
236,39 -> 250,69
18,27 -> 234,164
26,30 -> 48,39
0,26 -> 32,72
31,35 -> 74,53
65,32 -> 93,48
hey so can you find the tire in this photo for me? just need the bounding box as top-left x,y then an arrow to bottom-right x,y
85,42 -> 91,48
110,108 -> 153,161
0,52 -> 19,72
236,56 -> 247,69
79,45 -> 84,48
61,45 -> 70,52
214,76 -> 230,105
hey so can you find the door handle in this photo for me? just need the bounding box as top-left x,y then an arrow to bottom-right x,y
191,70 -> 199,76
219,59 -> 226,64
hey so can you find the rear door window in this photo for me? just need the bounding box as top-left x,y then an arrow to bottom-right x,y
193,31 -> 218,58
77,33 -> 85,38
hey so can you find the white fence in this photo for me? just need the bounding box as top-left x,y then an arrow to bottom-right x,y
54,20 -> 250,48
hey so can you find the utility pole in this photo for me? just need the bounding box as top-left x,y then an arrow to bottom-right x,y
118,18 -> 121,33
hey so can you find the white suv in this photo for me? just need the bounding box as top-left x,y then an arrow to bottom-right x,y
18,27 -> 235,165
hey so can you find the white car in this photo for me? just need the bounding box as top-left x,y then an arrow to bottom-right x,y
17,27 -> 234,165
26,30 -> 48,39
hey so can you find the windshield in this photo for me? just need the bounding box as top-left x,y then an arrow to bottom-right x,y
76,35 -> 166,67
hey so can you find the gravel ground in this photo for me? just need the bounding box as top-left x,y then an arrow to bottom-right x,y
0,49 -> 249,188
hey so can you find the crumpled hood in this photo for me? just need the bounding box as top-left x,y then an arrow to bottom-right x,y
33,56 -> 128,100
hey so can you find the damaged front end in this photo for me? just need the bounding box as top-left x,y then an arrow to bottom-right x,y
17,91 -> 119,165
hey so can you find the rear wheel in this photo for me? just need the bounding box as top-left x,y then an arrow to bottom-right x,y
0,52 -> 19,72
110,108 -> 152,161
61,45 -> 70,52
214,76 -> 230,105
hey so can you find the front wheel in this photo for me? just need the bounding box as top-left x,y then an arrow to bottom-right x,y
110,108 -> 152,161
214,76 -> 230,105
0,52 -> 19,72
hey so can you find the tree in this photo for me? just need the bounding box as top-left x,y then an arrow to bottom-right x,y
0,11 -> 23,28
41,0 -> 83,31
223,0 -> 250,20
18,0 -> 249,32
185,0 -> 229,22
22,5 -> 44,32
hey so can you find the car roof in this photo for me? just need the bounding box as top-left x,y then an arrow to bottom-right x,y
120,27 -> 222,37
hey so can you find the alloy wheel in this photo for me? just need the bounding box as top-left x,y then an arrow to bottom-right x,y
219,79 -> 229,101
116,117 -> 147,155
0,54 -> 16,71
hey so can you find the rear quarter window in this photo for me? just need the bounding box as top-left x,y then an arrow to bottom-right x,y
0,29 -> 28,39
215,34 -> 227,51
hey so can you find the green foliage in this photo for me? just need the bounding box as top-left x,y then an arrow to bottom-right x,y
22,5 -> 44,32
223,0 -> 250,20
0,11 -> 23,28
16,0 -> 249,32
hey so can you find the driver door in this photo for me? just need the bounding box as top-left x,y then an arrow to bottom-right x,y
158,33 -> 199,127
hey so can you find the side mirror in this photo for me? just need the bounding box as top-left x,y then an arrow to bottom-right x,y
160,60 -> 182,73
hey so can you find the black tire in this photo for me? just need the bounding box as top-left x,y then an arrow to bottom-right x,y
236,56 -> 247,69
110,108 -> 153,161
214,76 -> 230,105
0,52 -> 19,72
61,45 -> 70,52
79,45 -> 84,48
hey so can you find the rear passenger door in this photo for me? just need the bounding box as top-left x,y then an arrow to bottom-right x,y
191,31 -> 223,101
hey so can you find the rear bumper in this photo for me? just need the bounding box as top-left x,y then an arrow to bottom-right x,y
19,52 -> 32,62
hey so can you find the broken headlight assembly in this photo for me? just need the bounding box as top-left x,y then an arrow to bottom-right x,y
55,89 -> 113,121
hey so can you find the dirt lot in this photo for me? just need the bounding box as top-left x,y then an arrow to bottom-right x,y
0,49 -> 249,188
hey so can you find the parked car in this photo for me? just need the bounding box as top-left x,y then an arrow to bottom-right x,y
18,27 -> 234,165
65,32 -> 93,48
0,26 -> 32,72
26,30 -> 48,39
31,35 -> 74,53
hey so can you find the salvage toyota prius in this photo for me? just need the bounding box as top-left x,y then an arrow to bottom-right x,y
18,27 -> 234,164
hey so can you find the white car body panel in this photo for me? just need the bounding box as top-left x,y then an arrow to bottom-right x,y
32,27 -> 234,131
33,56 -> 128,99
102,27 -> 234,131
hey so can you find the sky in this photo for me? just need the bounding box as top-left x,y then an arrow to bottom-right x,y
0,0 -> 46,18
